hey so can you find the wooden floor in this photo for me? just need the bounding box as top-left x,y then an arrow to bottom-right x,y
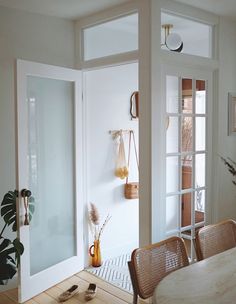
0,271 -> 151,304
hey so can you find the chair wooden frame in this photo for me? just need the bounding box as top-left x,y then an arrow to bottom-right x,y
195,219 -> 236,261
128,236 -> 189,304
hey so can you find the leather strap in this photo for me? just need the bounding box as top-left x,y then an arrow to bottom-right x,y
126,130 -> 139,183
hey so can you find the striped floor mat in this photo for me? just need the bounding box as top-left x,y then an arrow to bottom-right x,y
85,253 -> 132,293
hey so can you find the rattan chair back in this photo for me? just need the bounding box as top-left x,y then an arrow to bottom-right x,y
128,236 -> 189,303
195,219 -> 236,261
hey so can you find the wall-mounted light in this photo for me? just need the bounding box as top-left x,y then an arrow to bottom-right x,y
161,24 -> 183,53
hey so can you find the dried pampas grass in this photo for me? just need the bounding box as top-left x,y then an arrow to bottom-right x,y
89,203 -> 100,225
89,202 -> 111,241
98,214 -> 111,240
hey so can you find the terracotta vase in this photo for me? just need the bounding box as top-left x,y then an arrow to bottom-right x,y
89,240 -> 102,267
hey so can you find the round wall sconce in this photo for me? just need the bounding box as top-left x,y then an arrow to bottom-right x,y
162,24 -> 183,53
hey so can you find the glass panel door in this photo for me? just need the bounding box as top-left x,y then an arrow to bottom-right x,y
16,60 -> 84,303
28,76 -> 76,275
165,73 -> 209,261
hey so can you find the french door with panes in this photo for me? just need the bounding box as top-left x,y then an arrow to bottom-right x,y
16,60 -> 84,303
163,66 -> 212,261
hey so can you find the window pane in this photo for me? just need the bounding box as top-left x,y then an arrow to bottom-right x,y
195,154 -> 205,188
181,155 -> 192,190
182,79 -> 192,113
166,156 -> 179,193
182,117 -> 193,152
166,116 -> 179,153
196,117 -> 206,151
195,189 -> 205,224
166,76 -> 179,113
166,196 -> 179,231
161,13 -> 212,58
181,193 -> 192,227
83,14 -> 138,60
196,80 -> 206,114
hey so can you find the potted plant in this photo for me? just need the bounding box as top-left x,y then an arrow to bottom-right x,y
0,190 -> 34,285
88,203 -> 111,267
220,156 -> 236,186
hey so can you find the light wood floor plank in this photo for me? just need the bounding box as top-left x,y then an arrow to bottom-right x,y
67,275 -> 128,304
2,288 -> 18,303
77,271 -> 133,303
77,271 -> 152,304
45,285 -> 80,304
0,293 -> 17,304
24,300 -> 38,304
0,270 -> 152,304
32,292 -> 58,304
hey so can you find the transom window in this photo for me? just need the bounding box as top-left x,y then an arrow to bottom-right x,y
83,13 -> 138,61
161,12 -> 213,58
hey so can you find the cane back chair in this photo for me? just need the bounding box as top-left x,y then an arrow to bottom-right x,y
128,236 -> 189,304
195,219 -> 236,261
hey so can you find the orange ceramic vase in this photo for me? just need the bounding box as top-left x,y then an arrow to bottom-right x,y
89,240 -> 102,267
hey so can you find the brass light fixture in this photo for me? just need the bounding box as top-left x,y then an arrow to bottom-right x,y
162,24 -> 183,53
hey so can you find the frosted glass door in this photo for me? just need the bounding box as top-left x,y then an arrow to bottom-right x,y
28,76 -> 76,275
17,60 -> 84,303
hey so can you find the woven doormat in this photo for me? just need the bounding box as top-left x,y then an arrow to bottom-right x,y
85,253 -> 132,293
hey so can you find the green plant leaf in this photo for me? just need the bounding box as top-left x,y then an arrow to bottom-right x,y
13,238 -> 24,267
3,211 -> 15,224
5,255 -> 15,265
0,247 -> 16,259
12,221 -> 17,232
1,191 -> 17,230
0,238 -> 11,252
6,216 -> 15,226
1,204 -> 14,215
13,238 -> 24,255
0,238 -> 16,269
0,190 -> 31,286
0,262 -> 16,284
1,191 -> 16,206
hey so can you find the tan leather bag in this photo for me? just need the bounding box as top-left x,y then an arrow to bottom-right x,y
124,131 -> 139,199
124,182 -> 139,199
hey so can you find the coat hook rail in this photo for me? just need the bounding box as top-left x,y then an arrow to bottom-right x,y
109,129 -> 133,139
109,129 -> 133,134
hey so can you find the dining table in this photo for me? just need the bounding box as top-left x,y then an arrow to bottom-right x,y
153,247 -> 236,304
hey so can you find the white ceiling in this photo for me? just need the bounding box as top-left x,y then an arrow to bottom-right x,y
0,0 -> 236,20
0,0 -> 132,20
174,0 -> 236,20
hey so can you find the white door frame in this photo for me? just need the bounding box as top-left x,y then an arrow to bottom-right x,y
16,59 -> 84,303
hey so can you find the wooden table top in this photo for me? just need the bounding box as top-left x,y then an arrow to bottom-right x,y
153,247 -> 236,304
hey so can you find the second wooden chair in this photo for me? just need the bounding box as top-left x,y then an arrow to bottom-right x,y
195,219 -> 236,261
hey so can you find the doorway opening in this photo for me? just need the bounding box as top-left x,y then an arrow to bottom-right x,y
83,62 -> 139,291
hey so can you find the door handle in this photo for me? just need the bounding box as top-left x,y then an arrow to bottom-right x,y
21,189 -> 32,198
21,188 -> 32,225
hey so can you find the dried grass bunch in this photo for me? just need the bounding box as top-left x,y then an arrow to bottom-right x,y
89,203 -> 111,241
221,156 -> 236,186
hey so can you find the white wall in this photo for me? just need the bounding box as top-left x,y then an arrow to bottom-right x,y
215,17 -> 236,221
0,6 -> 75,291
84,63 -> 139,260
